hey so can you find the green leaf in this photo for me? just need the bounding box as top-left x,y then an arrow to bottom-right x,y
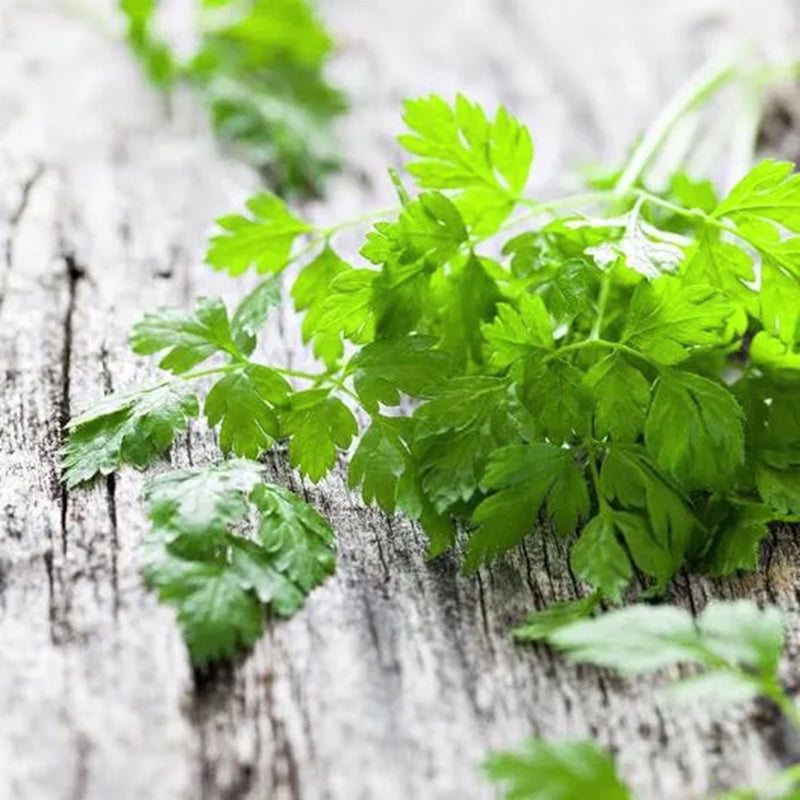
696,600 -> 784,674
412,376 -> 512,513
361,191 -> 468,268
696,500 -> 772,577
482,295 -> 554,372
512,595 -> 601,642
622,278 -> 739,365
120,0 -> 175,86
437,254 -> 501,366
143,460 -> 335,663
282,389 -> 358,481
756,464 -> 800,516
466,444 -> 589,570
399,94 -> 533,199
205,367 -> 290,458
206,192 -> 311,276
348,336 -> 454,412
570,514 -> 632,601
667,670 -> 760,712
713,160 -> 800,232
145,557 -> 263,665
550,604 -> 701,673
291,246 -> 347,367
130,297 -> 240,374
230,277 -> 281,356
644,370 -> 744,491
318,268 -> 376,344
600,447 -> 694,582
484,739 -> 632,800
144,458 -> 262,544
348,416 -> 410,513
585,355 -> 650,443
62,384 -> 198,488
551,600 -> 785,680
522,360 -> 592,444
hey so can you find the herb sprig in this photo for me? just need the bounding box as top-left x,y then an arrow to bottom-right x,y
119,0 -> 347,195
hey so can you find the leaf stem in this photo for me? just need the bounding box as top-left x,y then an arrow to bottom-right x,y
613,54 -> 738,199
543,338 -> 651,368
590,273 -> 612,341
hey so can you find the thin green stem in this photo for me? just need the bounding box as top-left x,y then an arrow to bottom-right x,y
180,363 -> 245,382
613,54 -> 738,199
542,338 -> 651,368
590,273 -> 612,341
584,440 -> 608,512
320,207 -> 398,237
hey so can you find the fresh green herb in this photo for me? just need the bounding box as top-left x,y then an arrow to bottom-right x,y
65,66 -> 800,661
119,0 -> 346,195
143,459 -> 335,663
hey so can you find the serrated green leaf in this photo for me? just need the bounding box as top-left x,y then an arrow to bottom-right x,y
361,191 -> 467,268
521,360 -> 592,444
413,376 -> 512,513
550,604 -> 701,672
282,389 -> 358,481
513,595 -> 601,642
205,367 -> 289,458
348,416 -> 410,513
399,94 -> 532,203
482,295 -> 554,372
142,460 -> 335,663
291,246 -> 347,366
570,514 -> 632,601
484,738 -> 632,800
600,447 -> 694,581
585,355 -> 650,443
230,277 -> 281,356
348,335 -> 454,412
130,296 -> 240,374
145,555 -> 263,664
62,384 -> 198,487
622,277 -> 739,364
318,268 -> 376,344
645,370 -> 744,490
466,444 -> 589,570
437,253 -> 501,366
696,501 -> 772,577
206,192 -> 310,276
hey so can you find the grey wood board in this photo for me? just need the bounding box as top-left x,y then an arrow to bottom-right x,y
1,1 -> 799,798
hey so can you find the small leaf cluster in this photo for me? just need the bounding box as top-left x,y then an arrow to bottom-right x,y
119,0 -> 346,195
143,459 -> 334,663
489,600 -> 800,800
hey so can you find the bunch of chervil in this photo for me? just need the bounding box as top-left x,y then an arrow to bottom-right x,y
64,92 -> 800,662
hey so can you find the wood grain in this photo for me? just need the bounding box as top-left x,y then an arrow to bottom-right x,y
1,1 -> 799,798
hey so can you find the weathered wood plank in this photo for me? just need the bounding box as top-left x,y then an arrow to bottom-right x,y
1,1 -> 800,798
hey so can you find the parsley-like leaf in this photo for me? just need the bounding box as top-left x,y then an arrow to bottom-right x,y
63,384 -> 198,488
206,192 -> 311,276
143,460 -> 335,663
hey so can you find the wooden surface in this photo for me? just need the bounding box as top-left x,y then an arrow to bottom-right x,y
2,1 -> 800,798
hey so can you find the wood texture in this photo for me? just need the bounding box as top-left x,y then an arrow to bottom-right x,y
1,1 -> 800,798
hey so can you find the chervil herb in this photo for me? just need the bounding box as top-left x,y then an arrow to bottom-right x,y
65,62 -> 800,662
119,0 -> 346,195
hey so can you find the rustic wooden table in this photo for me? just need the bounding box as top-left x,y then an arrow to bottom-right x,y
2,1 -> 800,798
